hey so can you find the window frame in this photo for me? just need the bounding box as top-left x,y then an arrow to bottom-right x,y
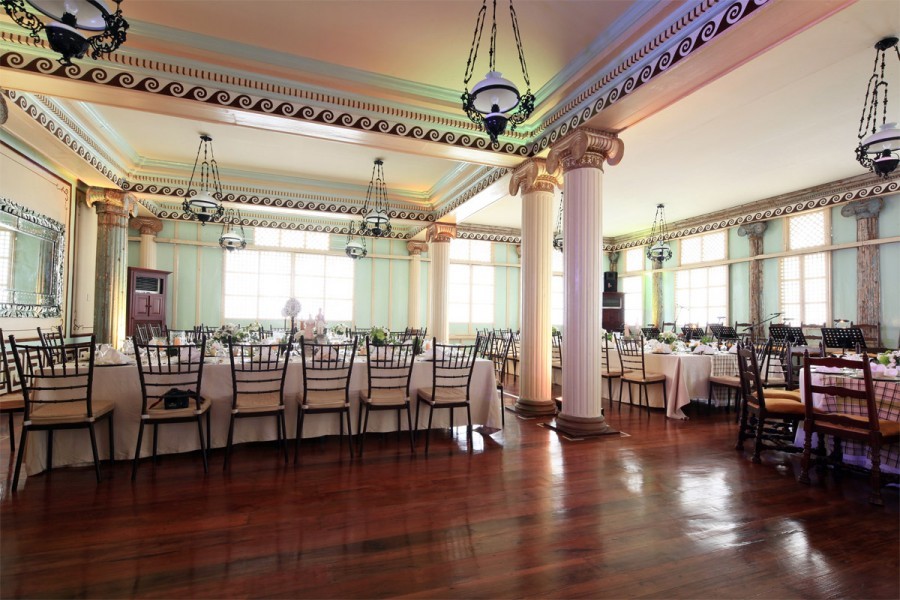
779,251 -> 831,326
674,265 -> 730,327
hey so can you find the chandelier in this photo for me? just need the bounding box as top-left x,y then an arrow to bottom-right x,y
1,0 -> 129,65
345,222 -> 368,260
552,192 -> 563,252
461,0 -> 534,147
856,37 -> 900,178
358,159 -> 392,237
218,208 -> 246,251
646,203 -> 673,263
182,134 -> 225,225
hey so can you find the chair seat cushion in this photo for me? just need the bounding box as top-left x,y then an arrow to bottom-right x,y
600,370 -> 622,379
301,389 -> 347,409
0,391 -> 25,411
418,387 -> 468,405
814,414 -> 900,438
709,375 -> 741,387
622,372 -> 666,384
29,399 -> 114,425
236,392 -> 284,413
360,388 -> 409,406
766,389 -> 802,402
147,396 -> 211,420
748,397 -> 805,416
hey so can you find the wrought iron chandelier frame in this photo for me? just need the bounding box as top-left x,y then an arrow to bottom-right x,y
856,36 -> 900,178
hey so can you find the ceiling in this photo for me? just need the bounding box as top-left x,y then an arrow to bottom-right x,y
1,0 -> 898,239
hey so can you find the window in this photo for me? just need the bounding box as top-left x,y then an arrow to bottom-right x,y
224,245 -> 354,321
675,265 -> 728,326
621,276 -> 643,327
680,231 -> 726,265
448,264 -> 494,324
624,247 -> 644,273
787,210 -> 828,250
781,253 -> 828,325
254,227 -> 329,251
450,238 -> 491,262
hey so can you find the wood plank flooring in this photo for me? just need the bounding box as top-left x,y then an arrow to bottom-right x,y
1,389 -> 897,599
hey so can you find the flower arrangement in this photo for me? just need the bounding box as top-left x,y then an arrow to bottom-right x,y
281,298 -> 301,319
370,326 -> 389,346
658,331 -> 678,344
876,350 -> 899,368
551,326 -> 560,336
331,323 -> 347,336
700,335 -> 714,345
213,323 -> 249,343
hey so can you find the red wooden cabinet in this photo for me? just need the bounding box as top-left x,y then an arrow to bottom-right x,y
601,292 -> 624,332
126,267 -> 170,336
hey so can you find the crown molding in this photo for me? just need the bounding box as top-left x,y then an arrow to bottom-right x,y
457,225 -> 521,244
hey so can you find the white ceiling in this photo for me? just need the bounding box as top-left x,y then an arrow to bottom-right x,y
1,0 -> 898,237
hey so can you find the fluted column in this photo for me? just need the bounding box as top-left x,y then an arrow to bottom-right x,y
738,222 -> 767,332
407,241 -> 428,329
841,198 -> 883,325
86,187 -> 135,346
510,158 -> 561,416
651,258 -> 663,327
547,128 -> 624,436
427,223 -> 456,343
129,216 -> 162,269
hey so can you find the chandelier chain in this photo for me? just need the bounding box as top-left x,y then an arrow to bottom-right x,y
509,0 -> 531,89
488,0 -> 497,73
462,0 -> 487,87
185,138 -> 204,199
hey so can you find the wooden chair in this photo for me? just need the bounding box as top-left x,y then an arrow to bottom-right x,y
601,335 -> 624,408
616,336 -> 667,415
661,321 -> 677,333
9,336 -> 115,491
707,361 -> 741,414
416,336 -> 481,454
488,331 -> 512,426
357,336 -> 416,456
641,326 -> 660,339
36,325 -> 66,366
734,343 -> 804,464
133,338 -> 210,478
225,340 -> 293,468
296,338 -> 356,460
134,323 -> 153,346
798,352 -> 900,505
0,330 -> 25,453
508,330 -> 521,382
852,322 -> 882,351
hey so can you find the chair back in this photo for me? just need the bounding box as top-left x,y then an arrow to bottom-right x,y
0,329 -> 22,395
299,338 -> 356,405
428,337 -> 480,400
852,322 -> 881,350
365,336 -> 416,396
661,321 -> 677,333
136,338 -> 207,415
10,335 -> 96,421
735,342 -> 769,411
36,325 -> 66,365
616,335 -> 648,380
229,340 -> 293,409
478,331 -> 494,359
802,352 -> 879,432
134,324 -> 153,346
551,330 -> 562,369
763,339 -> 788,387
602,335 -> 621,376
641,326 -> 660,338
488,331 -> 512,384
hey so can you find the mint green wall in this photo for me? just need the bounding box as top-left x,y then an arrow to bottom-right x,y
831,248 -> 857,323
831,205 -> 856,244
879,194 -> 899,346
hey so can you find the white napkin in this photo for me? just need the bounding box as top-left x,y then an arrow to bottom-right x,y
870,363 -> 899,377
95,345 -> 131,365
692,344 -> 714,355
652,344 -> 672,354
178,347 -> 203,363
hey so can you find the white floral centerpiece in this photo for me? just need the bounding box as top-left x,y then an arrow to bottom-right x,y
370,326 -> 389,346
213,323 -> 249,343
331,323 -> 347,336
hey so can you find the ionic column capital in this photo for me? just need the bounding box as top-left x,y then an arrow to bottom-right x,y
607,251 -> 621,272
546,128 -> 624,174
129,216 -> 163,236
840,197 -> 883,220
85,187 -> 137,216
515,244 -> 522,258
737,221 -> 768,238
509,157 -> 561,196
427,223 -> 457,244
406,241 -> 428,256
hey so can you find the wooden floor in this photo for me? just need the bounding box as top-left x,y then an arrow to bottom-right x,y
1,384 -> 898,599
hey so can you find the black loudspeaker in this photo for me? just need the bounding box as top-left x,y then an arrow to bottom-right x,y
603,271 -> 617,292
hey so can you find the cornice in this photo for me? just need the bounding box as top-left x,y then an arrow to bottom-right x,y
458,225 -> 522,244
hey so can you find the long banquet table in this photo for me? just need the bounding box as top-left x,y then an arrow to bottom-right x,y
22,357 -> 501,476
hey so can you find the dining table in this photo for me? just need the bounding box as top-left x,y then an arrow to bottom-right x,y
21,355 -> 502,477
794,368 -> 900,475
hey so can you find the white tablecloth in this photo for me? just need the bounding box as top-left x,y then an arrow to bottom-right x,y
23,358 -> 500,475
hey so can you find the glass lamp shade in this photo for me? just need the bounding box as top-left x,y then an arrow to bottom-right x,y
861,122 -> 900,154
470,71 -> 521,114
345,238 -> 367,259
27,0 -> 113,30
183,191 -> 223,224
647,240 -> 673,262
219,231 -> 245,251
364,209 -> 391,236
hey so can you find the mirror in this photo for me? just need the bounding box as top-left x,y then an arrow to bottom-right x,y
0,198 -> 65,318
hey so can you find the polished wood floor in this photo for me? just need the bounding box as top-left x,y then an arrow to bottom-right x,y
1,384 -> 897,599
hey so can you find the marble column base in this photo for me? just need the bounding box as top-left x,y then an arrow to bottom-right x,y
514,397 -> 558,417
554,413 -> 616,437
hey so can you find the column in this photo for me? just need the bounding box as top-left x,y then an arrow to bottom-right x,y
407,241 -> 428,329
509,158 -> 560,416
651,258 -> 663,327
737,222 -> 767,333
129,217 -> 162,269
86,187 -> 135,346
841,198 -> 883,325
427,223 -> 456,343
546,128 -> 624,436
